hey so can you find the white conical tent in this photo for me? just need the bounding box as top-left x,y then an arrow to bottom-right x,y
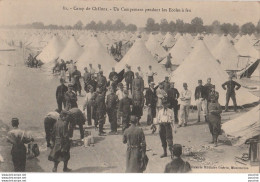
77,36 -> 116,76
184,33 -> 194,43
160,36 -> 191,65
222,106 -> 260,146
174,33 -> 181,40
170,39 -> 259,106
115,38 -> 169,86
58,35 -> 84,62
212,36 -> 241,71
162,32 -> 175,48
204,34 -> 220,51
235,36 -> 259,59
145,34 -> 167,61
37,35 -> 65,64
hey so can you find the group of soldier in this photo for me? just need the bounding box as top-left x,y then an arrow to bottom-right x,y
6,60 -> 242,173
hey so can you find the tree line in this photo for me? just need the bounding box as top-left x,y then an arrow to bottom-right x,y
145,17 -> 260,35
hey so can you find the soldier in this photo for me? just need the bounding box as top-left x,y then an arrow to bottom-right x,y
123,115 -> 146,173
208,85 -> 219,103
162,76 -> 171,93
195,80 -> 207,122
111,75 -> 119,93
137,66 -> 144,79
118,90 -> 133,132
123,66 -> 134,93
60,59 -> 67,81
65,84 -> 78,110
106,87 -> 119,134
96,71 -> 107,95
83,67 -> 91,92
71,66 -> 82,96
222,75 -> 241,112
164,144 -> 191,173
89,74 -> 97,92
94,87 -> 107,136
145,82 -> 157,125
44,109 -> 60,147
146,65 -> 157,84
132,89 -> 144,126
109,67 -> 118,82
167,82 -> 180,123
67,108 -> 86,140
155,100 -> 175,158
204,77 -> 214,102
207,94 -> 222,147
97,64 -> 103,73
67,60 -> 75,82
83,85 -> 95,126
89,63 -> 96,76
7,118 -> 34,172
56,78 -> 68,112
132,72 -> 144,93
156,82 -> 168,113
116,83 -> 125,126
48,111 -> 71,172
178,83 -> 192,127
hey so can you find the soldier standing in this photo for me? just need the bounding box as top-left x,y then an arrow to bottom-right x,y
132,72 -> 144,93
71,66 -> 82,96
167,82 -> 180,123
83,67 -> 91,92
97,71 -> 107,95
109,67 -> 118,82
178,83 -> 192,127
132,90 -> 144,126
65,84 -> 78,110
162,76 -> 171,93
106,87 -> 119,134
222,75 -> 241,112
83,85 -> 95,126
118,90 -> 133,131
195,80 -> 207,122
56,78 -> 68,112
123,115 -> 146,173
123,66 -> 134,93
145,82 -> 157,125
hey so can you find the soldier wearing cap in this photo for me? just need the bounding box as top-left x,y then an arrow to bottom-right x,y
123,115 -> 146,173
97,70 -> 107,95
155,99 -> 175,158
109,67 -> 118,82
132,72 -> 144,93
162,76 -> 171,93
222,75 -> 241,112
83,85 -> 95,126
167,82 -> 180,123
48,110 -> 71,172
145,82 -> 157,125
178,83 -> 192,127
7,118 -> 34,172
83,67 -> 91,92
44,109 -> 60,147
204,77 -> 214,102
106,86 -> 119,134
146,65 -> 157,84
71,66 -> 82,96
65,83 -> 78,110
116,83 -> 125,126
156,82 -> 168,113
195,80 -> 207,122
132,89 -> 144,126
123,66 -> 134,93
56,78 -> 68,112
118,90 -> 133,131
164,144 -> 191,173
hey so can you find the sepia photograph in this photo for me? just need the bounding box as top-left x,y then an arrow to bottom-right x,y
0,0 -> 259,177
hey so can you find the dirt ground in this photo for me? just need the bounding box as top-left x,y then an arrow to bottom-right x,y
0,58 -> 259,173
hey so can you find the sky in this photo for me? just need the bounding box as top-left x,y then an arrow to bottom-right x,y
0,0 -> 259,27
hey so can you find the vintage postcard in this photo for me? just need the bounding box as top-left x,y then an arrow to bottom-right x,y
0,0 -> 259,175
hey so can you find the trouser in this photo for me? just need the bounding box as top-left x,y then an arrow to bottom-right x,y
44,117 -> 56,145
98,115 -> 105,134
159,123 -> 173,152
86,105 -> 92,125
126,82 -> 132,93
196,98 -> 207,118
11,146 -> 26,172
69,122 -> 84,139
172,104 -> 179,123
225,92 -> 237,111
178,105 -> 190,126
107,109 -> 117,132
117,110 -> 122,126
148,76 -> 154,84
122,114 -> 130,132
57,98 -> 66,113
147,106 -> 156,125
54,160 -> 69,170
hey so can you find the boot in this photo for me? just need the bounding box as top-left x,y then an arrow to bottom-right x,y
160,147 -> 167,158
63,161 -> 72,172
52,161 -> 59,172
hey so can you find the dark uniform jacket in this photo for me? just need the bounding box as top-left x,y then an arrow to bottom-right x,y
106,93 -> 119,110
94,93 -> 106,116
222,80 -> 241,93
132,78 -> 144,92
83,72 -> 91,84
167,88 -> 179,108
124,71 -> 134,83
60,62 -> 66,71
164,158 -> 191,173
56,84 -> 68,101
204,83 -> 214,100
67,108 -> 86,125
195,85 -> 207,100
145,88 -> 157,107
109,71 -> 118,81
123,125 -> 146,173
119,97 -> 133,114
162,81 -> 171,93
71,70 -> 81,83
97,75 -> 107,89
65,91 -> 78,110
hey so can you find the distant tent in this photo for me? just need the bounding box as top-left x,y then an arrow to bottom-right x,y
37,35 -> 65,64
235,36 -> 259,59
77,35 -> 116,77
170,39 -> 259,106
222,106 -> 260,146
212,35 -> 241,71
115,38 -> 168,86
161,32 -> 175,48
145,34 -> 167,61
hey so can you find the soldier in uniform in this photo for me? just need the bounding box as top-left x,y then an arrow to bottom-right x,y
155,100 -> 175,158
118,90 -> 133,132
94,88 -> 107,136
7,118 -> 34,172
97,71 -> 107,95
48,111 -> 72,172
83,67 -> 91,92
123,66 -> 134,93
132,89 -> 144,126
123,115 -> 146,173
156,82 -> 168,113
106,87 -> 119,134
65,84 -> 78,110
109,67 -> 118,82
56,78 -> 68,112
195,80 -> 207,122
145,82 -> 157,125
83,85 -> 95,126
164,144 -> 191,173
162,76 -> 171,93
44,109 -> 60,147
71,66 -> 82,96
132,72 -> 144,93
208,85 -> 219,103
66,108 -> 86,140
167,82 -> 180,123
222,75 -> 241,112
